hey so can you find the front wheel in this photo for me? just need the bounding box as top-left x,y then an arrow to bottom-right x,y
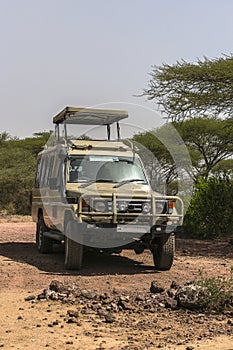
152,234 -> 175,271
37,215 -> 53,253
64,220 -> 83,270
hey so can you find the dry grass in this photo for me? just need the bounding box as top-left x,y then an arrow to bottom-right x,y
0,215 -> 32,223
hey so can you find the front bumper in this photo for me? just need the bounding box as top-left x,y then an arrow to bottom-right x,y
68,221 -> 182,249
66,193 -> 183,248
76,193 -> 183,226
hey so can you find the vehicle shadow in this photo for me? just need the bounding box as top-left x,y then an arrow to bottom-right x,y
176,237 -> 233,259
0,242 -> 158,276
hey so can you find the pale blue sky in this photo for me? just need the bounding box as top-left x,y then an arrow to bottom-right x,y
1,0 -> 233,137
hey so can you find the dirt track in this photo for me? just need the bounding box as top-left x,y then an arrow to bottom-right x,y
0,221 -> 233,349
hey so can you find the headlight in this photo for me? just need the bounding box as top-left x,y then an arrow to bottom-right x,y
93,201 -> 107,212
155,201 -> 166,214
117,201 -> 128,212
142,202 -> 151,214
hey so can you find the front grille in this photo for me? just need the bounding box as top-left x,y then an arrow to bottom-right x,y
127,202 -> 143,213
106,200 -> 150,213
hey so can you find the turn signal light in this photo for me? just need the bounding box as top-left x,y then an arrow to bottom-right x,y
82,199 -> 89,212
168,200 -> 176,214
168,201 -> 176,209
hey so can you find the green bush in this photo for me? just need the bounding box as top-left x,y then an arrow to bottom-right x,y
195,268 -> 233,312
0,132 -> 50,215
183,176 -> 233,238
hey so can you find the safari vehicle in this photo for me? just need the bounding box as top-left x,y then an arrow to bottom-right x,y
31,107 -> 183,270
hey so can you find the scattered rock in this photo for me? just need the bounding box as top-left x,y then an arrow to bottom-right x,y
67,317 -> 78,324
158,302 -> 165,308
165,297 -> 178,310
150,281 -> 165,294
50,280 -> 65,292
167,289 -> 176,298
67,310 -> 79,318
33,276 -> 232,340
81,290 -> 97,299
24,295 -> 35,301
37,293 -> 46,300
170,280 -> 180,289
105,313 -> 116,323
135,294 -> 144,301
175,283 -> 206,310
117,299 -> 132,310
99,292 -> 110,300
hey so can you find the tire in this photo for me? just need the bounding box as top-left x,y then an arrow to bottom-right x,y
64,220 -> 83,270
152,234 -> 175,271
37,214 -> 53,253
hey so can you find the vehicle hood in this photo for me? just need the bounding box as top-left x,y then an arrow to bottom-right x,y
66,182 -> 157,199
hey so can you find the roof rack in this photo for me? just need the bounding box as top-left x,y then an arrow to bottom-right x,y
53,106 -> 128,141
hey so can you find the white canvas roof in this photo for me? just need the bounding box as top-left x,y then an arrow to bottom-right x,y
53,106 -> 128,125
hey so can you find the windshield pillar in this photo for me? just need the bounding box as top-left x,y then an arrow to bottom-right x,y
117,122 -> 120,140
107,124 -> 111,140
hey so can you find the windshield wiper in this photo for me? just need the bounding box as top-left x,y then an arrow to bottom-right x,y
113,179 -> 146,188
79,179 -> 115,188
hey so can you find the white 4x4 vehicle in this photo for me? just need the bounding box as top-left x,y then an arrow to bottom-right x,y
31,107 -> 183,270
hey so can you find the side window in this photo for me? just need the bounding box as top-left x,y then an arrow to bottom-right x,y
46,155 -> 55,185
35,154 -> 55,189
41,155 -> 55,188
34,158 -> 41,188
40,157 -> 48,188
57,161 -> 65,190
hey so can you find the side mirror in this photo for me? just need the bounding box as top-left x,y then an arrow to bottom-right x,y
49,178 -> 58,190
171,189 -> 177,196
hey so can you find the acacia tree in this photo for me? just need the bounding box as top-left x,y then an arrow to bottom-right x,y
143,55 -> 233,121
133,132 -> 177,193
174,117 -> 233,181
133,117 -> 233,184
212,159 -> 233,178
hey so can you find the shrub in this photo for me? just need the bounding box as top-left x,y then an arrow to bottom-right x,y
183,176 -> 233,238
0,132 -> 49,215
195,268 -> 233,312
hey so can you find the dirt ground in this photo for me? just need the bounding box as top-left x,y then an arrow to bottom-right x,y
0,220 -> 233,350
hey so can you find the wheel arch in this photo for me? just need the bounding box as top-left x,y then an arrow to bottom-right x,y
64,209 -> 76,231
37,208 -> 43,220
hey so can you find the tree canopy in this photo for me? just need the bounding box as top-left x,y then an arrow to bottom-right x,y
143,55 -> 233,121
133,117 -> 233,184
133,131 -> 177,191
174,116 -> 233,181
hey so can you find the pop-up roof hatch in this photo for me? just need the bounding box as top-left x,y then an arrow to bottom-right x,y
53,106 -> 128,141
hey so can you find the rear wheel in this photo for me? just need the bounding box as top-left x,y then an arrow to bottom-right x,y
152,234 -> 175,271
64,220 -> 83,270
37,214 -> 53,253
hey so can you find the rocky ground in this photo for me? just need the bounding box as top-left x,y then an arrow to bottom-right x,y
0,220 -> 233,349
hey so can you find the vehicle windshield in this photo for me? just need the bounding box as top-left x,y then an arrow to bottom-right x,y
68,155 -> 147,184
